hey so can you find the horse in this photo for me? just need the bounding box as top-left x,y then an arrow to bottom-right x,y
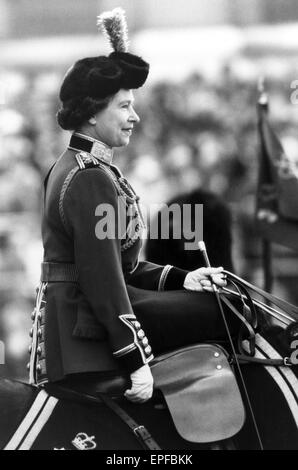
0,270 -> 297,450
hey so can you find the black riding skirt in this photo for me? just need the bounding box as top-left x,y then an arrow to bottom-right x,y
127,286 -> 240,355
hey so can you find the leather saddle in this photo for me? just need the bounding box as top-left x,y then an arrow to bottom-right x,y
63,343 -> 245,444
151,343 -> 245,443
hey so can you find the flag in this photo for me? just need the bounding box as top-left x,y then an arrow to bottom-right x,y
257,78 -> 298,222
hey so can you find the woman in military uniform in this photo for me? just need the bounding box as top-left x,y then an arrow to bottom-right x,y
28,9 -> 232,403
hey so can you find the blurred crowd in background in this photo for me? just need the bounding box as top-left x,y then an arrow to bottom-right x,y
1,0 -> 298,379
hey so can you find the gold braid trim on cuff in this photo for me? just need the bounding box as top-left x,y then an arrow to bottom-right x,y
158,265 -> 173,291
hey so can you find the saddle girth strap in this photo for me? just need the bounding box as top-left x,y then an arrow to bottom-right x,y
46,384 -> 161,450
99,394 -> 161,451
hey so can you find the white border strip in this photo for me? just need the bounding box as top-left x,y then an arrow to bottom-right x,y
242,337 -> 298,427
18,396 -> 58,450
255,333 -> 298,399
4,390 -> 49,450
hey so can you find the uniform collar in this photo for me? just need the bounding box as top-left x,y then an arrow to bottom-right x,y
68,132 -> 114,165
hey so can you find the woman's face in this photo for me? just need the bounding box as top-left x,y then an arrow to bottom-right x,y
91,89 -> 140,148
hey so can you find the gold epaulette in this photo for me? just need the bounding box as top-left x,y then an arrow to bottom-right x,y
75,151 -> 101,170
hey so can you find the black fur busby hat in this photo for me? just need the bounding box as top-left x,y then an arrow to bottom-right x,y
59,8 -> 149,103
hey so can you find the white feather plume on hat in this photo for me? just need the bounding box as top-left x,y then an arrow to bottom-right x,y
97,7 -> 129,53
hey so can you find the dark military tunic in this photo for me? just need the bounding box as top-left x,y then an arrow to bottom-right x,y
28,134 -> 189,385
29,133 -> 240,386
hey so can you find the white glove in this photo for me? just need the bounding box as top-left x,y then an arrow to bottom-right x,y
183,266 -> 227,292
124,364 -> 154,403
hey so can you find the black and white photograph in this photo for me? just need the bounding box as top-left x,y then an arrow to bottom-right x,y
0,0 -> 297,453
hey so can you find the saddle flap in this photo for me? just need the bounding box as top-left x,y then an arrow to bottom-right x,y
151,344 -> 245,443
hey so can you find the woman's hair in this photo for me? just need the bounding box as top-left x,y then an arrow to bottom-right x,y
56,95 -> 112,131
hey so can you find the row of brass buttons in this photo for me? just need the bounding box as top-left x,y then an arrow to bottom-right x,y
132,320 -> 152,357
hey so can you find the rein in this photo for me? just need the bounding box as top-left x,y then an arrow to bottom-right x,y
221,271 -> 297,367
223,270 -> 298,322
